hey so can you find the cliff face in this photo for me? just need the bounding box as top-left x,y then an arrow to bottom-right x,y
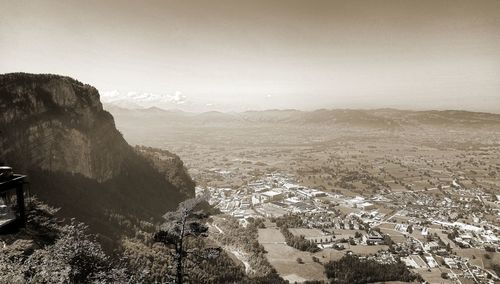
0,73 -> 194,243
0,73 -> 128,182
135,146 -> 196,197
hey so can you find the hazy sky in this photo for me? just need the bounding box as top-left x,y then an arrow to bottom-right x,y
1,0 -> 499,112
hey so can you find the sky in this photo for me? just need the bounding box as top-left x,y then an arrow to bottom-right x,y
1,0 -> 500,112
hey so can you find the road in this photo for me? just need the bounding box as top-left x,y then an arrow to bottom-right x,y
208,221 -> 254,274
231,249 -> 252,274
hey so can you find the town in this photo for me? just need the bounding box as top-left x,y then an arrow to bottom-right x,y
196,169 -> 499,284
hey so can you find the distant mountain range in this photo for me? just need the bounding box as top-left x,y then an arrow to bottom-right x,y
105,103 -> 500,129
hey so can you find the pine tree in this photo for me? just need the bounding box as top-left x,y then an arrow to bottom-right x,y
154,196 -> 220,284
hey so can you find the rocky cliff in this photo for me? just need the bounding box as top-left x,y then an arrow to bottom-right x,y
0,73 -> 129,181
0,73 -> 195,243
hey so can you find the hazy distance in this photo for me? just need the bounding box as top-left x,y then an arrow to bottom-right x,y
1,0 -> 499,112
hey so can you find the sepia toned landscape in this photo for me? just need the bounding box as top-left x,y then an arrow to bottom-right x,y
1,0 -> 499,283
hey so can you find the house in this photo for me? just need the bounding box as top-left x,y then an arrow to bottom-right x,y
421,227 -> 429,236
424,241 -> 439,251
444,257 -> 458,269
363,231 -> 385,245
425,256 -> 439,268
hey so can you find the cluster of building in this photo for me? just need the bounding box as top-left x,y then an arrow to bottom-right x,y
196,171 -> 499,283
197,173 -> 331,221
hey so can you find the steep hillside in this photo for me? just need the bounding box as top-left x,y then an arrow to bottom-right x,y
0,73 -> 194,244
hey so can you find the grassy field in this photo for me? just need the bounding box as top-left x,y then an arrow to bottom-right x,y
376,224 -> 408,243
414,268 -> 454,284
258,228 -> 327,282
257,228 -> 285,243
288,228 -> 326,238
258,226 -> 390,283
347,244 -> 390,255
455,248 -> 500,271
325,228 -> 365,240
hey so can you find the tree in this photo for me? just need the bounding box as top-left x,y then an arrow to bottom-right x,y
324,255 -> 420,284
23,220 -> 127,283
0,218 -> 127,283
154,196 -> 219,284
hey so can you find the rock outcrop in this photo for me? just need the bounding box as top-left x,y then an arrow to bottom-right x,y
0,73 -> 128,182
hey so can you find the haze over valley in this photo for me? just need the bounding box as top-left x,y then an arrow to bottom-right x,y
103,103 -> 500,283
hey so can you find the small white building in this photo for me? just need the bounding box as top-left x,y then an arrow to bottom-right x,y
260,190 -> 283,202
363,231 -> 385,244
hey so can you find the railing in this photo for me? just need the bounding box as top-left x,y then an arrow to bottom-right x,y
0,174 -> 27,233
